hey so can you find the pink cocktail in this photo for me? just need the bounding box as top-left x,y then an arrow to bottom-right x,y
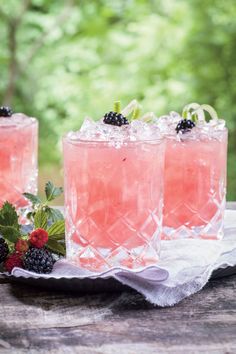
157,106 -> 228,240
63,119 -> 165,271
0,109 -> 38,208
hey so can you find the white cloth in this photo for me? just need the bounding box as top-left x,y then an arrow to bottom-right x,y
12,210 -> 236,307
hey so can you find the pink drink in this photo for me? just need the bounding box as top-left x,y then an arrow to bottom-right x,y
157,113 -> 227,240
63,120 -> 165,271
0,113 -> 38,208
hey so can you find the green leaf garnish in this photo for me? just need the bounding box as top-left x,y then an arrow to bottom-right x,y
44,207 -> 64,223
45,181 -> 63,202
0,225 -> 20,243
34,209 -> 48,229
46,239 -> 66,256
23,193 -> 42,206
48,220 -> 65,240
0,202 -> 20,230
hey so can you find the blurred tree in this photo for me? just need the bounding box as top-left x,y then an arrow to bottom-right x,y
0,0 -> 235,199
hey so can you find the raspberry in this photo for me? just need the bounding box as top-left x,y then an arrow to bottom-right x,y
0,106 -> 13,117
0,238 -> 9,263
103,111 -> 129,127
176,119 -> 195,133
29,228 -> 49,248
4,252 -> 23,273
23,247 -> 55,274
15,239 -> 29,253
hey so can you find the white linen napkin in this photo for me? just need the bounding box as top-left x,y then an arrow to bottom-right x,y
12,210 -> 236,307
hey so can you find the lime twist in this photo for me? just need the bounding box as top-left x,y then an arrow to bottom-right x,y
182,103 -> 218,122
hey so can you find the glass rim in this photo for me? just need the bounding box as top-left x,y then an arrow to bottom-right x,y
62,133 -> 165,145
163,126 -> 228,142
0,115 -> 38,128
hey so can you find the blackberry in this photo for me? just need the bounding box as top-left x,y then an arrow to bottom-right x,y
0,106 -> 13,117
176,119 -> 195,133
0,238 -> 9,263
103,111 -> 129,127
23,247 -> 55,274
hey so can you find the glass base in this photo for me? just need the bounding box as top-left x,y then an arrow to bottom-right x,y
162,218 -> 224,240
66,240 -> 160,272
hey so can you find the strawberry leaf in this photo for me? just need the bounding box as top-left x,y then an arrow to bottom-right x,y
0,202 -> 20,229
45,181 -> 63,202
46,239 -> 65,256
48,220 -> 65,240
34,209 -> 48,230
45,207 -> 64,222
0,225 -> 20,243
23,193 -> 41,206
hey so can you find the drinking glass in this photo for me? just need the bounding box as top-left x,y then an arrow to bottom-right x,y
156,110 -> 228,240
0,113 -> 38,209
63,135 -> 165,271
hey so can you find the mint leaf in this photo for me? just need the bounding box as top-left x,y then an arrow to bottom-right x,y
45,207 -> 64,222
48,220 -> 65,240
0,202 -> 20,229
0,225 -> 20,243
23,193 -> 41,206
46,239 -> 65,256
45,181 -> 63,202
34,209 -> 48,229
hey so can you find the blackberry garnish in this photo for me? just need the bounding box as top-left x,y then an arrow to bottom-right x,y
0,106 -> 13,117
23,247 -> 55,274
176,119 -> 195,133
0,238 -> 9,263
103,111 -> 129,127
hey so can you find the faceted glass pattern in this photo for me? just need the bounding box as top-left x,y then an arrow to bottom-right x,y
63,138 -> 165,271
162,129 -> 228,240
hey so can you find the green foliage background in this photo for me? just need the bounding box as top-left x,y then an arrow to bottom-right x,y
0,0 -> 235,199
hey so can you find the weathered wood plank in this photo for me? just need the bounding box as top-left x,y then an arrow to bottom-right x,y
0,276 -> 235,353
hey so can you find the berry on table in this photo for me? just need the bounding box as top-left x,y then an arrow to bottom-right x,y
0,106 -> 13,117
29,228 -> 49,248
15,239 -> 29,253
4,252 -> 23,273
0,238 -> 9,263
23,247 -> 55,274
176,119 -> 195,133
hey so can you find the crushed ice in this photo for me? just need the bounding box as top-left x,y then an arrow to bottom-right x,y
67,117 -> 162,144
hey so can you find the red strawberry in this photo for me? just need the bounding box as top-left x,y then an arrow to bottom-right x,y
29,228 -> 49,248
4,252 -> 23,273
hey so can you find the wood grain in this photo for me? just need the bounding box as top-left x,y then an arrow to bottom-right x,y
0,203 -> 235,353
0,276 -> 236,353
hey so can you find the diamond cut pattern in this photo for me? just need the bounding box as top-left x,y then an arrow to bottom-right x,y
162,195 -> 225,240
66,205 -> 161,271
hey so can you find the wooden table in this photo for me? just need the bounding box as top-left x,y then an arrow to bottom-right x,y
0,205 -> 236,354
